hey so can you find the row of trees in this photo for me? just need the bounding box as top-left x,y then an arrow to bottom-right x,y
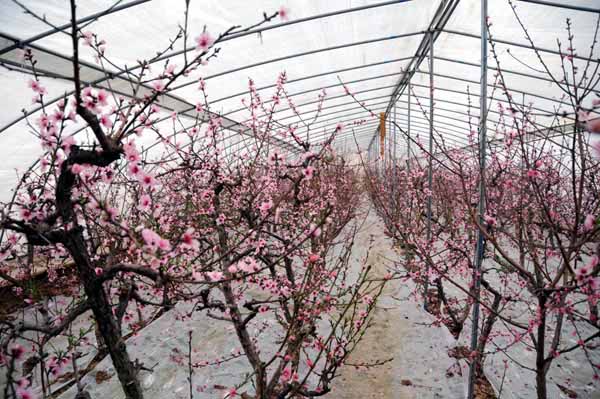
0,2 -> 385,398
361,9 -> 600,399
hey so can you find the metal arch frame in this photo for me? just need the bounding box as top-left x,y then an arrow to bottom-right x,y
232,78 -> 568,131
3,27 -> 595,139
1,1 -> 597,137
209,56 -> 416,104
255,88 -> 524,137
327,121 -> 469,150
288,104 -> 480,138
290,103 -> 501,142
169,30 -> 427,92
0,0 -> 151,55
103,68 -> 556,151
287,64 -> 578,137
224,64 -> 577,124
211,52 -> 599,116
0,0 -> 417,135
295,111 -> 482,147
0,32 -> 301,154
256,89 -> 555,150
468,1 -> 488,396
238,79 -> 562,144
315,119 -> 474,151
336,126 -> 470,158
383,0 -> 461,118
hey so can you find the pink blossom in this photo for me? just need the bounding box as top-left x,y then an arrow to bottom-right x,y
280,366 -> 292,382
71,163 -> 83,175
141,228 -> 168,251
484,214 -> 497,227
10,344 -> 24,360
94,267 -> 103,276
584,214 -> 596,231
206,271 -> 224,281
590,277 -> 600,291
97,89 -> 109,106
195,31 -> 215,51
126,150 -> 140,164
181,228 -> 200,251
165,63 -> 177,76
139,173 -> 156,189
309,223 -> 322,238
19,208 -> 33,221
192,270 -> 203,281
586,118 -> 600,134
16,387 -> 34,399
259,199 -> 273,215
278,6 -> 290,21
238,258 -> 258,273
152,80 -> 166,92
303,166 -> 314,180
308,253 -> 320,263
527,169 -> 540,179
128,163 -> 142,176
228,264 -> 238,274
100,114 -> 113,128
82,31 -> 94,46
577,256 -> 598,281
139,194 -> 152,211
28,79 -> 46,95
158,238 -> 171,252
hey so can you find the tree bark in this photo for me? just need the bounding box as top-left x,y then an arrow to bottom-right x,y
535,295 -> 548,399
64,232 -> 143,399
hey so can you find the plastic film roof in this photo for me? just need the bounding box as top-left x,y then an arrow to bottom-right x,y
0,0 -> 599,195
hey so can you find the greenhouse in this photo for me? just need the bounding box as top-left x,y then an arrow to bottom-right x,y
0,0 -> 599,398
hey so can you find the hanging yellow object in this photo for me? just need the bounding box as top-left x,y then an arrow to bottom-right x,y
379,112 -> 386,158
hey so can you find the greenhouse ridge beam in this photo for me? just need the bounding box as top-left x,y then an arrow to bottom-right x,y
0,0 -> 151,56
373,0 -> 461,154
386,0 -> 460,111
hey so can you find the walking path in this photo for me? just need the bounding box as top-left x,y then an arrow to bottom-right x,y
332,203 -> 466,398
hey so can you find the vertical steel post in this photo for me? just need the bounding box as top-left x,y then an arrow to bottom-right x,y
424,31 -> 434,310
407,81 -> 412,170
467,0 -> 488,397
394,103 -> 397,172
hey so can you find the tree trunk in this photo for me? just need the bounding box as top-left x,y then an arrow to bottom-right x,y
65,232 -> 143,399
535,295 -> 547,399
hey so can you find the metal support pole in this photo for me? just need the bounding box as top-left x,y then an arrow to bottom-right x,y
407,81 -> 412,170
393,103 -> 397,171
468,0 -> 488,397
424,31 -> 434,310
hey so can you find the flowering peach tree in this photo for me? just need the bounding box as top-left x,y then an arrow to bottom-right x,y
0,2 -> 385,399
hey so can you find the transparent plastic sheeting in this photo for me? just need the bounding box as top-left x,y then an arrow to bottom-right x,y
0,0 -> 599,197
